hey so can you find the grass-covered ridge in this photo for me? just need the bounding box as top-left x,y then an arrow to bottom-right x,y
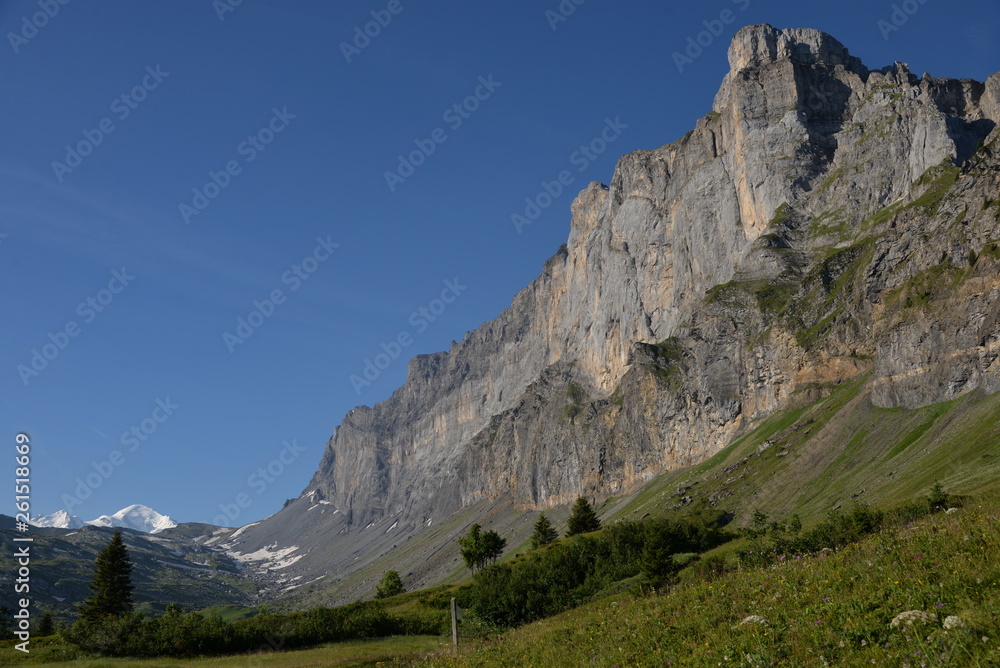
603,381 -> 1000,530
422,502 -> 1000,667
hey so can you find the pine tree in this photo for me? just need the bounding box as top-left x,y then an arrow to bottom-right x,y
529,512 -> 559,549
566,497 -> 601,536
36,610 -> 55,636
78,531 -> 134,624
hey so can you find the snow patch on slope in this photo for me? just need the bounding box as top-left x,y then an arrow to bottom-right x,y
228,543 -> 302,570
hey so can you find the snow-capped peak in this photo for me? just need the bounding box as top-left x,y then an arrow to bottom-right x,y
31,504 -> 177,534
88,504 -> 177,534
29,509 -> 84,530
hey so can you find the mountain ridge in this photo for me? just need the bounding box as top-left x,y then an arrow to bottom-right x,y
31,504 -> 177,534
224,23 -> 1000,602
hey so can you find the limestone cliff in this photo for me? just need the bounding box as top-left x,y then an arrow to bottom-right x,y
225,25 -> 1000,597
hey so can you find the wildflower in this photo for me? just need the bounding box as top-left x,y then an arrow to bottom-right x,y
891,611 -> 937,628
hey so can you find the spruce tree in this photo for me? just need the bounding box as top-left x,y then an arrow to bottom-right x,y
566,497 -> 601,536
36,610 -> 55,636
529,512 -> 559,548
79,531 -> 134,624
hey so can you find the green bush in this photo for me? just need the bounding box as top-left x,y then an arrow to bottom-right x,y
61,599 -> 419,658
742,502 -> 886,565
741,487 -> 949,566
465,515 -> 729,628
375,570 -> 406,599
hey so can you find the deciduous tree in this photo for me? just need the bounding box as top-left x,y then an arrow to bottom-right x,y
458,524 -> 507,572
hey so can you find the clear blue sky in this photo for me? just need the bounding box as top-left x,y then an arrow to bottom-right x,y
2,0 -> 997,526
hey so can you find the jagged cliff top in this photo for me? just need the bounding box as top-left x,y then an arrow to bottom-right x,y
728,24 -> 866,73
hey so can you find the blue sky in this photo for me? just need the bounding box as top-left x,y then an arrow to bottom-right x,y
2,0 -> 997,527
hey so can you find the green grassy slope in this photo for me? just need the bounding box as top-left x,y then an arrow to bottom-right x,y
0,635 -> 446,667
422,504 -> 1000,667
602,379 -> 1000,529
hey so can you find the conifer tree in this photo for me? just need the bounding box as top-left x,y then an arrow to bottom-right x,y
566,497 -> 601,536
78,530 -> 134,624
36,610 -> 55,636
529,512 -> 559,548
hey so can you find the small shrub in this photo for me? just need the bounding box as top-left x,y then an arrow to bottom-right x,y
375,570 -> 406,599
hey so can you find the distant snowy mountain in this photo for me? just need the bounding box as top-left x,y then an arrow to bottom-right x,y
29,509 -> 84,529
31,504 -> 177,534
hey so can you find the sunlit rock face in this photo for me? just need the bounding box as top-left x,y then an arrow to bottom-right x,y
227,25 -> 1000,598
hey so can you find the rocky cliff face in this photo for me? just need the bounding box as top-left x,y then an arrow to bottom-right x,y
226,25 -> 1000,597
